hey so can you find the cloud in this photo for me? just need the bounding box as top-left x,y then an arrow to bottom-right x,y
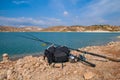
0,16 -> 62,27
1,0 -> 120,26
85,0 -> 120,17
48,0 -> 120,26
74,0 -> 120,25
12,0 -> 29,4
63,11 -> 68,16
41,17 -> 63,26
0,16 -> 44,25
44,17 -> 61,22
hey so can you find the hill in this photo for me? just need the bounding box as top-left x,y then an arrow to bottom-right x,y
0,25 -> 120,32
42,25 -> 120,32
0,26 -> 43,32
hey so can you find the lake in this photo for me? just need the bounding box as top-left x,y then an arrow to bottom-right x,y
0,32 -> 120,59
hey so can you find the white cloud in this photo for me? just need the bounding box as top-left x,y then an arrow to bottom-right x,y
85,0 -> 120,17
0,16 -> 62,27
75,0 -> 120,25
44,17 -> 61,22
1,0 -> 120,26
64,11 -> 68,16
0,16 -> 44,24
12,0 -> 29,4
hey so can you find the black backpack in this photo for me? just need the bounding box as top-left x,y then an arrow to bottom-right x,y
44,46 -> 70,65
53,46 -> 70,62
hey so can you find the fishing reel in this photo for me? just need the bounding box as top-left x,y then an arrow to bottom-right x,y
79,54 -> 86,61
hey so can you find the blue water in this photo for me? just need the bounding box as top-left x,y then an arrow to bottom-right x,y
0,32 -> 120,59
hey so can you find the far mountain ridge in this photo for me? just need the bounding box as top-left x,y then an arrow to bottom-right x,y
0,25 -> 120,32
41,25 -> 120,32
0,26 -> 43,32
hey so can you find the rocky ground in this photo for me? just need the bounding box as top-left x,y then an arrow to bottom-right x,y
0,41 -> 120,80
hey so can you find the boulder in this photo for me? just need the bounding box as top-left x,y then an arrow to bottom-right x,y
2,53 -> 9,62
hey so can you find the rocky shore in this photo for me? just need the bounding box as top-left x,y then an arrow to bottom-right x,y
0,41 -> 120,80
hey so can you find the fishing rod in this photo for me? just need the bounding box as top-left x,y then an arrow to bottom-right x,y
20,34 -> 96,67
20,34 -> 120,62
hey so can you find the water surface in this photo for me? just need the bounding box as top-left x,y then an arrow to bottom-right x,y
0,32 -> 120,59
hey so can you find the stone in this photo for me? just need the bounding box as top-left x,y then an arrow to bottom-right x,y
7,69 -> 13,79
83,71 -> 95,80
2,53 -> 9,62
0,70 -> 7,80
73,70 -> 77,74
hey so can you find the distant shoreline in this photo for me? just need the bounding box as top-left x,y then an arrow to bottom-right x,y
0,31 -> 120,32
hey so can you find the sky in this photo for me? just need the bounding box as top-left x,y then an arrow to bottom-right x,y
0,0 -> 120,27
